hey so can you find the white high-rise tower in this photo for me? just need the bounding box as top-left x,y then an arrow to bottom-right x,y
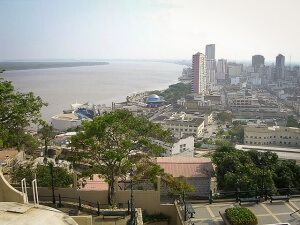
192,52 -> 207,94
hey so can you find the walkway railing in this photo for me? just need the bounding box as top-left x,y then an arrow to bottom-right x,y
206,186 -> 300,204
26,193 -> 132,216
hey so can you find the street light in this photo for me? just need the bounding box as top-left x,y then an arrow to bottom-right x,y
43,156 -> 59,205
129,167 -> 135,224
258,152 -> 272,198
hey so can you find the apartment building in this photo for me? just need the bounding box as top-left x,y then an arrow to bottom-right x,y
152,135 -> 194,157
244,126 -> 300,147
153,112 -> 205,137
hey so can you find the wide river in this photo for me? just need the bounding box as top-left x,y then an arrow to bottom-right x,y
1,61 -> 186,122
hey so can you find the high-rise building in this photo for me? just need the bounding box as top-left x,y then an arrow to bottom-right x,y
252,55 -> 265,72
216,59 -> 227,80
205,44 -> 215,60
206,59 -> 216,88
192,52 -> 207,94
275,54 -> 285,80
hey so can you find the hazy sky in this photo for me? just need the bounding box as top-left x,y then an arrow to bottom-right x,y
1,0 -> 300,62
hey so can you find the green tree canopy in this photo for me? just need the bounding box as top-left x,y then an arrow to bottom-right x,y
70,109 -> 173,205
11,163 -> 73,188
212,146 -> 300,193
150,83 -> 191,105
0,78 -> 47,149
286,115 -> 300,128
217,112 -> 232,123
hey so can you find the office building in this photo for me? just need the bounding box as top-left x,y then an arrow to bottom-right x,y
252,55 -> 265,72
206,59 -> 216,87
205,44 -> 215,60
244,126 -> 300,147
192,52 -> 207,94
216,59 -> 227,80
275,54 -> 285,80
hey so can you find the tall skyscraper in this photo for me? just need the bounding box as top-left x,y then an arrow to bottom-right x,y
275,54 -> 285,80
192,52 -> 207,94
205,44 -> 215,60
206,59 -> 216,88
216,59 -> 227,80
252,55 -> 265,72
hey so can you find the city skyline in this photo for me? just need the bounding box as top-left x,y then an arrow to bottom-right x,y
1,0 -> 300,62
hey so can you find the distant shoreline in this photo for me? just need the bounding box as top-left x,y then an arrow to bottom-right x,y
0,61 -> 109,71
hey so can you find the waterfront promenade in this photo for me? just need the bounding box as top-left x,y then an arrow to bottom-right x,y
190,198 -> 300,225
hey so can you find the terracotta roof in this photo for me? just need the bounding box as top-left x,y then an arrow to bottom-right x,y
0,149 -> 18,163
156,157 -> 214,178
80,174 -> 108,191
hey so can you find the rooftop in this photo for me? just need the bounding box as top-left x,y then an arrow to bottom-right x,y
0,202 -> 78,225
156,157 -> 213,178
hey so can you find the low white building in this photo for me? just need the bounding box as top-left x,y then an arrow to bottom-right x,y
153,135 -> 194,157
51,113 -> 83,131
153,112 -> 205,137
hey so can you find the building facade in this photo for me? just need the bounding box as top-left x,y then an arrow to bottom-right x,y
192,52 -> 207,94
252,55 -> 265,72
205,44 -> 215,60
244,126 -> 300,147
216,59 -> 227,80
275,54 -> 285,80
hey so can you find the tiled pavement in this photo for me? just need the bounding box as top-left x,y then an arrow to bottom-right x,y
190,199 -> 300,225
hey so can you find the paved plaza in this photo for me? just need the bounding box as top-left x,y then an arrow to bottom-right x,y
190,199 -> 300,225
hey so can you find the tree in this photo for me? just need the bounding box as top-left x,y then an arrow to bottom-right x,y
273,160 -> 300,189
11,163 -> 73,188
0,78 -> 47,149
71,109 -> 172,205
212,146 -> 277,191
228,121 -> 244,143
217,112 -> 232,123
149,83 -> 191,105
286,115 -> 300,128
38,124 -> 55,157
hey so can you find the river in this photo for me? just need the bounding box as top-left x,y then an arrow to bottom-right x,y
1,61 -> 186,122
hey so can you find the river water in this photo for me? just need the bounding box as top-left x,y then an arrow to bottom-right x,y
1,61 -> 185,122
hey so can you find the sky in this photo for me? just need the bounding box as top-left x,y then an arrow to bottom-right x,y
1,0 -> 300,62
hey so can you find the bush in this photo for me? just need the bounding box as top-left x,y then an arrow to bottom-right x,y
225,207 -> 257,225
143,212 -> 170,223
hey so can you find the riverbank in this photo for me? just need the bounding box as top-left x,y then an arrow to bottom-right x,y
0,61 -> 109,71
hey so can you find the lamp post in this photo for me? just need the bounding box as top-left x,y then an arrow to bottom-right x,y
43,156 -> 59,205
129,167 -> 135,225
258,152 -> 271,198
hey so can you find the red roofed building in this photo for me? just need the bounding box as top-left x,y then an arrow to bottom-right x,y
156,157 -> 214,197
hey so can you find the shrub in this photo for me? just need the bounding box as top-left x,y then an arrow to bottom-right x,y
225,207 -> 257,225
143,212 -> 170,223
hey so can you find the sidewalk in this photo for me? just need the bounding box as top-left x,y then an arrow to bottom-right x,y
190,199 -> 300,225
